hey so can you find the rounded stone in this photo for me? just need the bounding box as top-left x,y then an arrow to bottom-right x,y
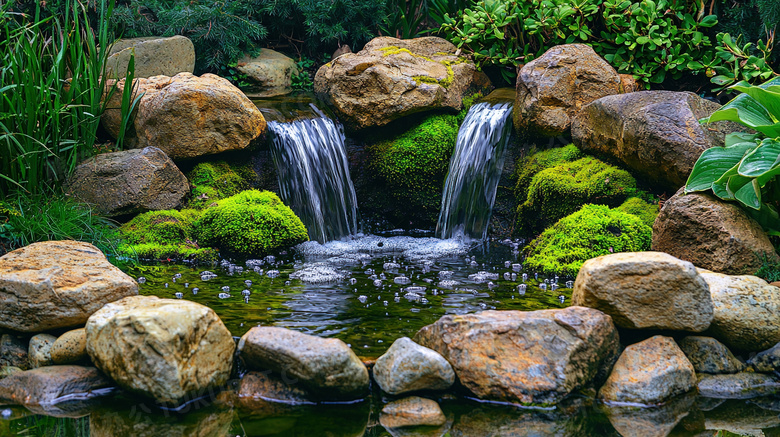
373,337 -> 455,395
379,396 -> 447,429
106,35 -> 195,79
677,336 -> 744,374
50,329 -> 87,366
237,49 -> 299,97
28,334 -> 57,369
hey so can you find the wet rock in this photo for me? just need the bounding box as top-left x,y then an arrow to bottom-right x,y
86,295 -> 235,404
748,341 -> 780,372
67,147 -> 189,217
0,365 -> 111,406
102,72 -> 266,159
106,35 -> 195,78
314,36 -> 491,130
238,371 -> 312,405
373,337 -> 455,395
703,399 -> 780,434
572,91 -> 737,190
0,334 -> 28,370
380,396 -> 447,429
678,336 -> 744,374
572,252 -> 712,332
89,404 -> 234,437
599,335 -> 696,405
697,372 -> 780,399
414,307 -> 619,405
50,329 -> 88,365
0,366 -> 21,380
514,44 -> 621,137
28,334 -> 56,369
238,326 -> 369,401
700,271 -> 780,351
237,49 -> 298,97
0,241 -> 138,333
601,392 -> 696,437
652,189 -> 779,275
450,404 -> 584,437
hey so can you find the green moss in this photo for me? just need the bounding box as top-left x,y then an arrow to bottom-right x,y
193,190 -> 308,257
118,209 -> 215,263
186,161 -> 255,209
514,144 -> 584,204
516,157 -> 636,237
615,197 -> 659,229
523,204 -> 653,276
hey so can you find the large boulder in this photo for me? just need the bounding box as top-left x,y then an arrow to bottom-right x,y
514,44 -> 621,137
237,49 -> 298,97
314,36 -> 490,130
599,335 -> 696,405
413,307 -> 619,405
102,72 -> 267,160
652,189 -> 779,275
106,36 -> 195,79
373,337 -> 455,395
0,241 -> 138,333
85,295 -> 235,404
238,327 -> 369,401
572,252 -> 713,332
0,365 -> 112,406
572,91 -> 737,190
700,271 -> 780,351
67,147 -> 189,217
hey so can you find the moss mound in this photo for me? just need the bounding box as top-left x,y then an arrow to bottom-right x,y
615,197 -> 659,229
523,204 -> 652,276
514,144 -> 584,204
194,190 -> 308,256
515,156 -> 636,236
186,161 -> 256,209
118,209 -> 217,263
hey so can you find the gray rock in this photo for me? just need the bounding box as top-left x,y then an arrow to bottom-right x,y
0,334 -> 29,370
652,189 -> 779,275
600,392 -> 696,437
373,337 -> 455,395
450,404 -> 584,437
28,334 -> 57,369
107,35 -> 195,79
380,396 -> 447,429
678,336 -> 744,374
237,371 -> 312,408
50,329 -> 88,365
414,307 -> 619,405
237,49 -> 299,97
701,271 -> 780,351
0,366 -> 22,380
704,400 -> 780,435
697,372 -> 780,399
67,147 -> 189,217
747,341 -> 780,372
599,335 -> 696,405
238,327 -> 369,401
0,365 -> 112,406
572,252 -> 713,332
572,91 -> 738,190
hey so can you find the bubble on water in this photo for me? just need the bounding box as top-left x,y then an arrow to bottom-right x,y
174,292 -> 183,299
379,273 -> 387,280
289,264 -> 346,283
394,296 -> 401,302
504,261 -> 511,268
373,279 -> 383,287
558,295 -> 566,303
164,283 -> 169,288
487,281 -> 497,289
1,409 -> 11,418
517,284 -> 527,295
420,298 -> 429,304
358,295 -> 368,303
173,273 -> 182,279
551,283 -> 559,291
266,270 -> 280,279
192,288 -> 199,295
539,283 -> 547,291
522,273 -> 528,282
349,278 -> 358,285
221,286 -> 230,292
566,280 -> 574,288
503,272 -> 511,281
254,267 -> 264,275
470,260 -> 478,267
242,289 -> 251,296
246,259 -> 264,268
365,268 -> 375,275
184,283 -> 189,288
137,277 -> 146,284
438,280 -> 459,289
438,271 -> 453,279
404,286 -> 427,294
201,271 -> 217,281
468,272 -> 499,284
265,255 -> 276,264
218,292 -> 231,299
383,262 -> 400,270
383,301 -> 388,306
244,280 -> 253,287
512,263 -> 522,272
394,276 -> 412,285
511,273 -> 517,281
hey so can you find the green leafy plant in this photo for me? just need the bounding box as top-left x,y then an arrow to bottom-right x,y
219,60 -> 252,88
697,32 -> 778,92
291,57 -> 315,91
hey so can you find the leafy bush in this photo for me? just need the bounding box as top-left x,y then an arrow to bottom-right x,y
701,32 -> 777,92
523,204 -> 652,276
118,209 -> 217,263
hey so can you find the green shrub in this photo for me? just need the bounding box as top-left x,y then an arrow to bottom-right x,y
755,254 -> 780,283
117,209 -> 217,262
523,204 -> 652,276
615,197 -> 659,228
514,144 -> 584,205
193,190 -> 307,256
186,161 -> 255,209
515,156 -> 636,236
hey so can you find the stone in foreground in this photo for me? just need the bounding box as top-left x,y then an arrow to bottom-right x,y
86,295 -> 235,404
67,147 -> 189,217
28,334 -> 56,369
50,329 -> 88,366
514,44 -> 621,137
0,365 -> 112,406
106,35 -> 195,79
0,241 -> 138,332
599,335 -> 696,405
677,336 -> 744,374
314,36 -> 490,130
414,307 -> 619,405
373,337 -> 455,395
572,252 -> 712,332
652,189 -> 779,275
701,271 -> 780,351
380,396 -> 447,429
697,373 -> 780,399
238,327 -> 369,401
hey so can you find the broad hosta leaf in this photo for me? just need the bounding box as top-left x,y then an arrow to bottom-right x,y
702,76 -> 780,137
712,163 -> 740,200
734,177 -> 762,210
747,203 -> 780,236
685,142 -> 756,192
738,137 -> 780,178
730,80 -> 780,124
725,132 -> 760,147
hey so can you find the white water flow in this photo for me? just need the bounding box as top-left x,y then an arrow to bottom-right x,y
268,106 -> 359,243
437,102 -> 513,240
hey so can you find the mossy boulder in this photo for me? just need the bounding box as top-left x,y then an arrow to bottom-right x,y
615,197 -> 659,229
193,190 -> 307,256
118,209 -> 217,263
516,157 -> 636,236
186,161 -> 256,209
514,144 -> 584,204
523,204 -> 652,276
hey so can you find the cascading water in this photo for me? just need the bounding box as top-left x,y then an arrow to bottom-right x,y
436,102 -> 513,240
268,106 -> 359,243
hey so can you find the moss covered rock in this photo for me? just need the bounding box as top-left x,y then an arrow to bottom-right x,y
516,157 -> 636,236
186,161 -> 255,209
615,197 -> 659,229
118,209 -> 217,263
194,190 -> 307,256
523,204 -> 652,276
514,144 -> 584,204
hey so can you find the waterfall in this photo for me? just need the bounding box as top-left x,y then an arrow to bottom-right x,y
268,106 -> 359,243
436,102 -> 513,240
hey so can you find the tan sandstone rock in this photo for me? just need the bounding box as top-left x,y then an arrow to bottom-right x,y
107,35 -> 195,79
50,329 -> 88,366
380,396 -> 447,429
237,49 -> 299,97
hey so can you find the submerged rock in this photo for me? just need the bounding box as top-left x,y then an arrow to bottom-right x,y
28,334 -> 56,369
0,241 -> 138,333
572,252 -> 713,332
238,327 -> 369,401
380,396 -> 447,429
599,335 -> 696,405
238,371 -> 312,406
373,337 -> 455,395
106,35 -> 195,79
600,392 -> 696,437
677,336 -> 744,374
50,329 -> 88,366
414,307 -> 619,405
86,295 -> 235,404
697,372 -> 780,399
0,365 -> 111,406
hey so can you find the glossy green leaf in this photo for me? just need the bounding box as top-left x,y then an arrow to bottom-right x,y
738,138 -> 780,178
685,142 -> 755,192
